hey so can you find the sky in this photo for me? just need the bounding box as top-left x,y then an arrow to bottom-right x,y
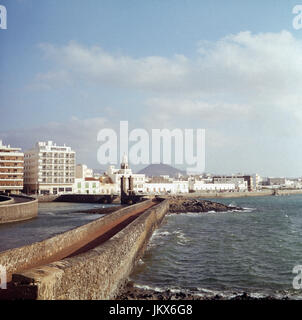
1,0 -> 302,176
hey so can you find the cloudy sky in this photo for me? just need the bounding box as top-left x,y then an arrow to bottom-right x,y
1,0 -> 302,176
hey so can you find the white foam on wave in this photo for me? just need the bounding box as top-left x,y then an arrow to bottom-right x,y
172,212 -> 202,217
173,230 -> 190,245
149,230 -> 171,242
243,207 -> 256,212
196,287 -> 235,298
132,283 -> 295,299
137,258 -> 144,265
134,283 -> 165,292
44,212 -> 55,216
229,202 -> 237,207
158,231 -> 171,237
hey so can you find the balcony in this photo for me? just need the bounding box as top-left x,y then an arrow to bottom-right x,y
0,171 -> 23,175
0,159 -> 23,163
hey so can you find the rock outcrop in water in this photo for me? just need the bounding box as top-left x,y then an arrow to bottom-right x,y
168,196 -> 242,213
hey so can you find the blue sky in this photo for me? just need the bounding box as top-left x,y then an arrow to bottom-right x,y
1,0 -> 302,176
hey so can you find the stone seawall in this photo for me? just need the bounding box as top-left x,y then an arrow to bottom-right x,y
36,194 -> 119,203
54,194 -> 117,203
277,189 -> 302,196
183,190 -> 274,199
0,199 -> 155,281
36,195 -> 59,202
0,196 -> 38,224
11,199 -> 170,300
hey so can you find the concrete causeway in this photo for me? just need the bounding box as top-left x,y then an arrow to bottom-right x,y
0,198 -> 169,300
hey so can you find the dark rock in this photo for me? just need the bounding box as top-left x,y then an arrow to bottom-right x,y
168,196 -> 242,213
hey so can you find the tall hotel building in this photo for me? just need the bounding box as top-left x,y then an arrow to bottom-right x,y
0,140 -> 24,194
24,141 -> 75,195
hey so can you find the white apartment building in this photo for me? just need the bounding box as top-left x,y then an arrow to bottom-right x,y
213,176 -> 248,191
189,180 -> 236,192
106,154 -> 145,194
0,140 -> 24,194
73,177 -> 118,195
144,180 -> 189,194
24,141 -> 75,195
74,177 -> 100,194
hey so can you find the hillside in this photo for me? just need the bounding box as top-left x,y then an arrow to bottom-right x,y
137,163 -> 186,177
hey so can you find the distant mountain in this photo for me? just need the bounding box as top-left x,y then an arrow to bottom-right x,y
93,166 -> 108,174
137,164 -> 186,177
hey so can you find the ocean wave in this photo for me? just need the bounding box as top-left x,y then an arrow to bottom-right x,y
43,212 -> 56,216
242,207 -> 256,212
133,283 -> 165,292
169,212 -> 205,217
137,258 -> 145,265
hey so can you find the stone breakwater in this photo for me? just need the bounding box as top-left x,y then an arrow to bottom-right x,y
1,199 -> 169,300
168,196 -> 242,213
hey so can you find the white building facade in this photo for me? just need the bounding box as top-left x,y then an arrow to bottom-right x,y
74,178 -> 100,194
24,141 -> 75,195
106,155 -> 145,194
144,181 -> 189,194
189,179 -> 236,192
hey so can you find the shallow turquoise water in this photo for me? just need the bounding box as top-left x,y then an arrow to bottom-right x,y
131,195 -> 302,299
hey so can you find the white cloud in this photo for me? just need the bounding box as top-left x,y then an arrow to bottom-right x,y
34,31 -> 302,125
35,31 -> 302,97
23,31 -> 302,175
36,42 -> 191,93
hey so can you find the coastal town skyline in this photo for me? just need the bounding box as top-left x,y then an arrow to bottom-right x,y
1,138 -> 301,198
1,129 -> 302,178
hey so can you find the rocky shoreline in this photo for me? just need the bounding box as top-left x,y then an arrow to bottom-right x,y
116,282 -> 289,300
168,196 -> 242,213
